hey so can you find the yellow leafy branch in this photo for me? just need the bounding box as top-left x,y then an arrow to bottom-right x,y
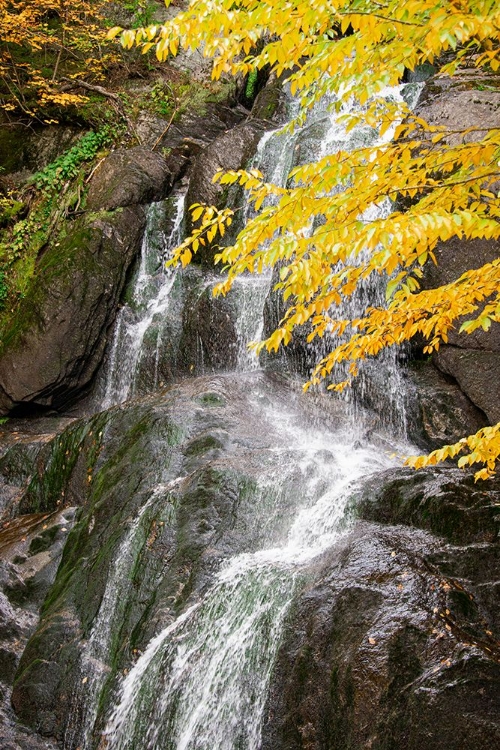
406,423 -> 500,481
120,0 -> 500,479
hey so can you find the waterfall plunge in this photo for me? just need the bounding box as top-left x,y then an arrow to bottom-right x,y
104,405 -> 395,750
77,83 -> 420,750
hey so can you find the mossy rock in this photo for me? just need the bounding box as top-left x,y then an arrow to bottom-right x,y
0,206 -> 146,415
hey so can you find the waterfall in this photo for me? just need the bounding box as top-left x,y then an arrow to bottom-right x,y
97,193 -> 185,409
104,411 -> 395,750
64,481 -> 180,750
77,82 -> 420,750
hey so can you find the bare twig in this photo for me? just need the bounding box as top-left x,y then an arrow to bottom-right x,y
59,76 -> 124,105
59,77 -> 142,144
84,156 -> 107,185
152,108 -> 178,151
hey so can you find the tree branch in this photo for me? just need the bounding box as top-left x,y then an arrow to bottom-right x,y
59,77 -> 142,144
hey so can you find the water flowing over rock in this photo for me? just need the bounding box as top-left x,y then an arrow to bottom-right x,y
0,69 -> 498,750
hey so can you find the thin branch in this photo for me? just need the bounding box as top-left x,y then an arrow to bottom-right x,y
59,77 -> 142,144
152,108 -> 178,151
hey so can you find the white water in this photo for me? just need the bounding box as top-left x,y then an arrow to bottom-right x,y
104,403 -> 397,750
100,194 -> 185,408
64,481 -> 180,750
81,83 -> 420,750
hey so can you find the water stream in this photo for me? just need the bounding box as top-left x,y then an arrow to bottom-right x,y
104,415 -> 394,750
75,83 -> 419,749
98,193 -> 185,409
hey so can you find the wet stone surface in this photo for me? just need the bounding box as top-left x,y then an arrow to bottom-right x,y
262,469 -> 500,750
0,508 -> 76,750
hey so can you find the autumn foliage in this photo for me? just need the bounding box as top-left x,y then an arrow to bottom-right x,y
0,0 -> 113,120
120,1 -> 499,478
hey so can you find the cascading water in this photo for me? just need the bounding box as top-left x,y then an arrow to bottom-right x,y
97,193 -> 185,408
76,83 -> 420,750
103,410 -> 396,750
64,481 -> 180,750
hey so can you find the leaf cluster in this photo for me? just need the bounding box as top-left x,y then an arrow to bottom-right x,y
0,0 -> 119,121
120,1 -> 500,478
31,127 -> 111,194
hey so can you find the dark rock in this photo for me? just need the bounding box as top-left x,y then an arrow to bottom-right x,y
355,466 -> 500,546
262,468 -> 500,750
250,74 -> 288,122
177,272 -> 239,373
0,508 -> 76,750
123,265 -> 241,394
0,123 -> 81,180
0,207 -> 146,415
136,97 -> 247,155
261,264 -> 323,379
405,360 -> 487,450
185,120 -> 270,265
434,347 -> 500,425
86,147 -> 173,211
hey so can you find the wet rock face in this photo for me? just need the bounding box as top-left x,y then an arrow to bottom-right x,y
9,373 -> 308,745
415,77 -> 500,423
433,347 -> 500,425
0,206 -> 146,415
185,120 -> 270,265
3,378 -> 500,750
0,508 -> 76,750
177,272 -> 240,374
86,148 -> 174,211
405,361 -> 487,450
262,469 -> 500,750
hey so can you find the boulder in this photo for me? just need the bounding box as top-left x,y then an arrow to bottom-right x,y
434,347 -> 500,425
262,468 -> 500,750
86,147 -> 173,211
405,360 -> 487,450
0,206 -> 146,414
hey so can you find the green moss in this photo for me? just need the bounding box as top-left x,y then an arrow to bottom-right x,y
0,128 -> 115,340
184,433 -> 225,457
197,392 -> 226,407
29,525 -> 60,555
20,412 -> 108,514
174,78 -> 237,119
